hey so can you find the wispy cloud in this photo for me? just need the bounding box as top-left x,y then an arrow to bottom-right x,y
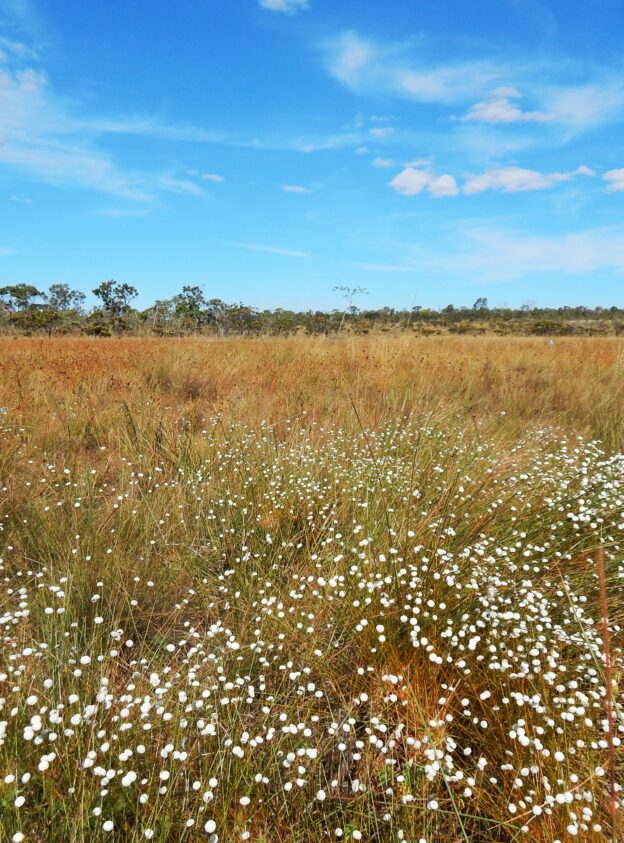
352,262 -> 417,273
234,243 -> 311,258
9,192 -> 32,203
0,139 -> 153,201
390,167 -> 459,197
463,165 -> 594,194
404,157 -> 432,167
155,175 -> 204,196
0,65 -> 168,200
321,31 -> 624,140
463,87 -> 554,124
0,0 -> 41,37
0,48 -> 364,203
0,34 -> 37,61
322,32 -> 501,104
542,81 -> 624,130
372,157 -> 394,168
201,173 -> 224,183
434,224 -> 624,280
93,207 -> 152,218
282,184 -> 309,193
369,126 -> 394,139
89,114 -> 365,154
382,222 -> 624,283
258,0 -> 308,14
603,168 -> 624,192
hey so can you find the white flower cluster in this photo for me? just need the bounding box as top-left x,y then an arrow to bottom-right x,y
0,419 -> 622,840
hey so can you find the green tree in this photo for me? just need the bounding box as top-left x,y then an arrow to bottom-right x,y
173,285 -> 208,330
205,298 -> 231,335
0,284 -> 44,311
147,298 -> 177,335
92,280 -> 138,333
9,307 -> 64,337
269,308 -> 298,336
47,283 -> 86,313
92,280 -> 138,318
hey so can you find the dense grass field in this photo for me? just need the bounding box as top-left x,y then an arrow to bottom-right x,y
0,336 -> 623,842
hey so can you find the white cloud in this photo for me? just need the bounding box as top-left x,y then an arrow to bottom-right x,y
9,192 -> 31,202
321,32 -> 624,141
0,64 -> 185,200
463,165 -> 594,195
0,50 -> 365,201
463,87 -> 554,124
89,114 -> 363,156
604,169 -> 624,193
372,157 -> 394,168
438,224 -> 624,279
369,126 -> 394,139
235,243 -> 311,258
343,112 -> 365,130
404,157 -> 432,168
259,0 -> 308,13
543,82 -> 624,130
390,167 -> 459,197
0,35 -> 37,62
322,32 -> 501,104
282,184 -> 309,193
388,223 -> 624,281
426,174 -> 459,197
155,175 -> 204,196
0,136 -> 153,200
326,32 -> 375,88
201,173 -> 224,183
389,164 -> 595,198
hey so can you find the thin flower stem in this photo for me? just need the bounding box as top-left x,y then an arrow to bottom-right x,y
597,544 -> 618,842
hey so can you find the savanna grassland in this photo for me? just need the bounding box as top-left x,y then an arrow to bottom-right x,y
0,335 -> 623,843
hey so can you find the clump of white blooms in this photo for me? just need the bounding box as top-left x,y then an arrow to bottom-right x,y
0,415 -> 622,840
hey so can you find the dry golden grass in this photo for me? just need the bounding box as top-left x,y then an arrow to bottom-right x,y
0,334 -> 623,454
0,335 -> 622,842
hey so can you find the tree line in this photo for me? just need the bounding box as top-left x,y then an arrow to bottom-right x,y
1,281 -> 623,337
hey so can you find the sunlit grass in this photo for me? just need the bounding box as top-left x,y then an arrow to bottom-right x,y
0,336 -> 622,841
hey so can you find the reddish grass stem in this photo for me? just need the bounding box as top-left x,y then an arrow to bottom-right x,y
597,545 -> 617,840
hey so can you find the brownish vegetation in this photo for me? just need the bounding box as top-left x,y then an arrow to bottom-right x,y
1,335 -> 623,453
0,335 -> 622,842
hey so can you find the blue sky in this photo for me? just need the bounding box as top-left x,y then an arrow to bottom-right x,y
1,0 -> 624,310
